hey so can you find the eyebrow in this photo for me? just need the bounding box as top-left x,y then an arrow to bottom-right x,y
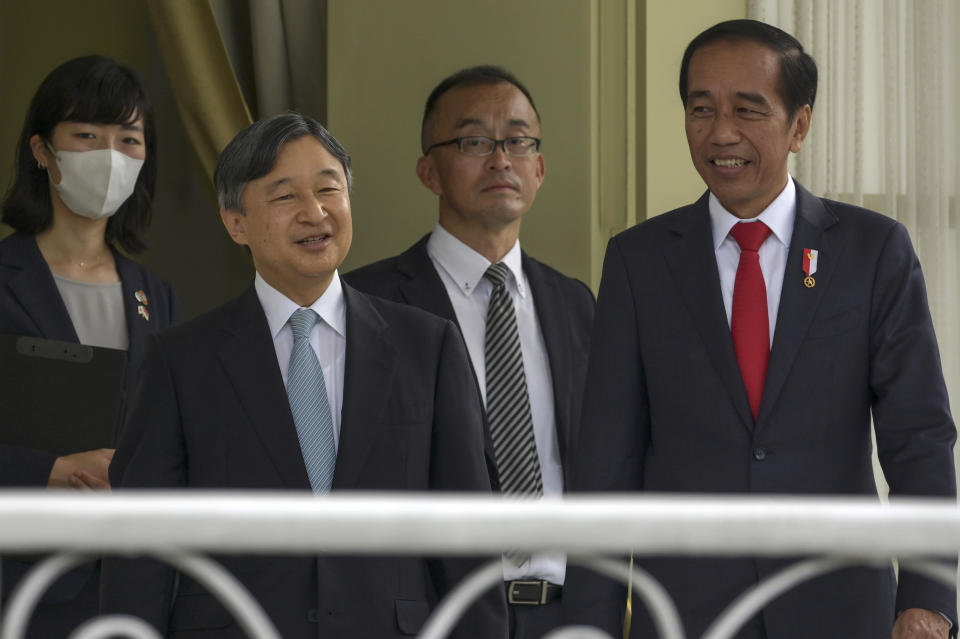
264,177 -> 292,194
264,169 -> 342,194
120,123 -> 144,132
686,89 -> 772,109
316,168 -> 342,181
454,118 -> 484,130
453,117 -> 532,130
736,92 -> 771,108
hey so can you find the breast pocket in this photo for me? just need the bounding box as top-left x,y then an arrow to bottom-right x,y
806,306 -> 862,339
357,420 -> 434,489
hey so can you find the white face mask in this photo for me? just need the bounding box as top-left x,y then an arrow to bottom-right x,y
49,146 -> 144,220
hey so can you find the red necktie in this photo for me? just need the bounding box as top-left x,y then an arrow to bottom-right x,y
729,221 -> 772,422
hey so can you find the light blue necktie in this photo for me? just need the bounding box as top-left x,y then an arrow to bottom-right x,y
286,308 -> 337,492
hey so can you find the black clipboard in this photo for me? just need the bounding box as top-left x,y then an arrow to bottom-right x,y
0,334 -> 127,455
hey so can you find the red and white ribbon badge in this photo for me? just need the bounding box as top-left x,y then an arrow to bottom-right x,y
802,248 -> 819,288
803,248 -> 819,277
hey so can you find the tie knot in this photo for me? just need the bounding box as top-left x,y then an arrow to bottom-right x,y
289,308 -> 318,340
484,262 -> 511,288
730,221 -> 772,253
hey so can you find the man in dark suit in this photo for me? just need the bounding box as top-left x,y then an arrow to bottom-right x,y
101,113 -> 507,638
565,20 -> 956,639
346,66 -> 594,639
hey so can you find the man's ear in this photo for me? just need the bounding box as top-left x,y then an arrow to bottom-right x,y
219,207 -> 248,246
416,155 -> 444,196
790,104 -> 812,154
534,152 -> 546,191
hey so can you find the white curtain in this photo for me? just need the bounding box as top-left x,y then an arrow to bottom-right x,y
748,1 -> 960,446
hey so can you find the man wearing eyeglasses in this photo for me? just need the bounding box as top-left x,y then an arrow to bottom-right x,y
346,65 -> 594,639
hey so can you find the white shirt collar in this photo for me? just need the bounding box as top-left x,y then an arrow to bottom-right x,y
709,176 -> 796,250
254,271 -> 347,339
427,223 -> 527,298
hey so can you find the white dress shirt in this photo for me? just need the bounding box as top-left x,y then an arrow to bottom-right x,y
710,177 -> 797,345
427,224 -> 566,585
254,272 -> 347,448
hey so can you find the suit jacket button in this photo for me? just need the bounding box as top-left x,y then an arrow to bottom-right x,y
307,608 -> 319,623
753,447 -> 767,461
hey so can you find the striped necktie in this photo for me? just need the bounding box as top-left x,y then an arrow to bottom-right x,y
286,308 -> 337,492
483,262 -> 543,497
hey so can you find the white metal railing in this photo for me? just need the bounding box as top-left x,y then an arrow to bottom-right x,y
0,492 -> 957,639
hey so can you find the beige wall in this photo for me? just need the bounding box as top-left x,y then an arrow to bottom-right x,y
328,0 -> 594,282
328,0 -> 746,289
644,0 -> 747,218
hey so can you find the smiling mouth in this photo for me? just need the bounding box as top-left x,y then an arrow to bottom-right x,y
712,158 -> 749,168
296,234 -> 331,245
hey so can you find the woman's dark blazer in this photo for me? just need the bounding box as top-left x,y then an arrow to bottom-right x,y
0,230 -> 177,637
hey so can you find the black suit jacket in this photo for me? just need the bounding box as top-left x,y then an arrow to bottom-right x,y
0,230 -> 177,636
345,234 -> 595,486
566,183 -> 957,638
101,282 -> 507,639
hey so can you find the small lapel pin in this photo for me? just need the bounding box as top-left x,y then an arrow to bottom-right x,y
138,304 -> 150,321
135,289 -> 149,305
802,248 -> 819,288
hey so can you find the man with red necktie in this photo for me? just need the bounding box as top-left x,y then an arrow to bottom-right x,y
565,19 -> 956,639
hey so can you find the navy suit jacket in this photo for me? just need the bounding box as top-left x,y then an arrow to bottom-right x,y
345,234 -> 595,487
101,283 -> 508,639
566,182 -> 957,638
0,230 -> 177,636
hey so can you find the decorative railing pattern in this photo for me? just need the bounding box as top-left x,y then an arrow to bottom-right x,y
0,493 -> 957,639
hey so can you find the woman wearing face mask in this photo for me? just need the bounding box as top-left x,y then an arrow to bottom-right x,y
0,55 -> 177,636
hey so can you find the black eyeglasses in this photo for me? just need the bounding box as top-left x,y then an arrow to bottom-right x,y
425,135 -> 541,157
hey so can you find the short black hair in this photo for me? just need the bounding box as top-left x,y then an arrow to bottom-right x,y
679,19 -> 818,119
214,112 -> 352,213
1,55 -> 157,254
420,65 -> 540,154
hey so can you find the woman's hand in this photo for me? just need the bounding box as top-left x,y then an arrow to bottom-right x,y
48,448 -> 114,490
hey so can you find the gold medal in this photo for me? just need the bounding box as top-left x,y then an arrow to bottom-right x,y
803,275 -> 816,288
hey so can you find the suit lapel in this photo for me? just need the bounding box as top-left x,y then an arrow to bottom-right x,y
662,195 -> 755,431
1,233 -> 78,341
399,234 -> 500,490
395,235 -> 460,327
218,289 -> 312,489
758,183 -> 840,426
522,254 -> 572,462
115,251 -> 148,377
334,285 -> 397,489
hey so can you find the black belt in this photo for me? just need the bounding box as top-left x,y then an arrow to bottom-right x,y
506,580 -> 562,605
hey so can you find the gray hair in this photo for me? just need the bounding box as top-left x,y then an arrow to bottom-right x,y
214,112 -> 352,212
